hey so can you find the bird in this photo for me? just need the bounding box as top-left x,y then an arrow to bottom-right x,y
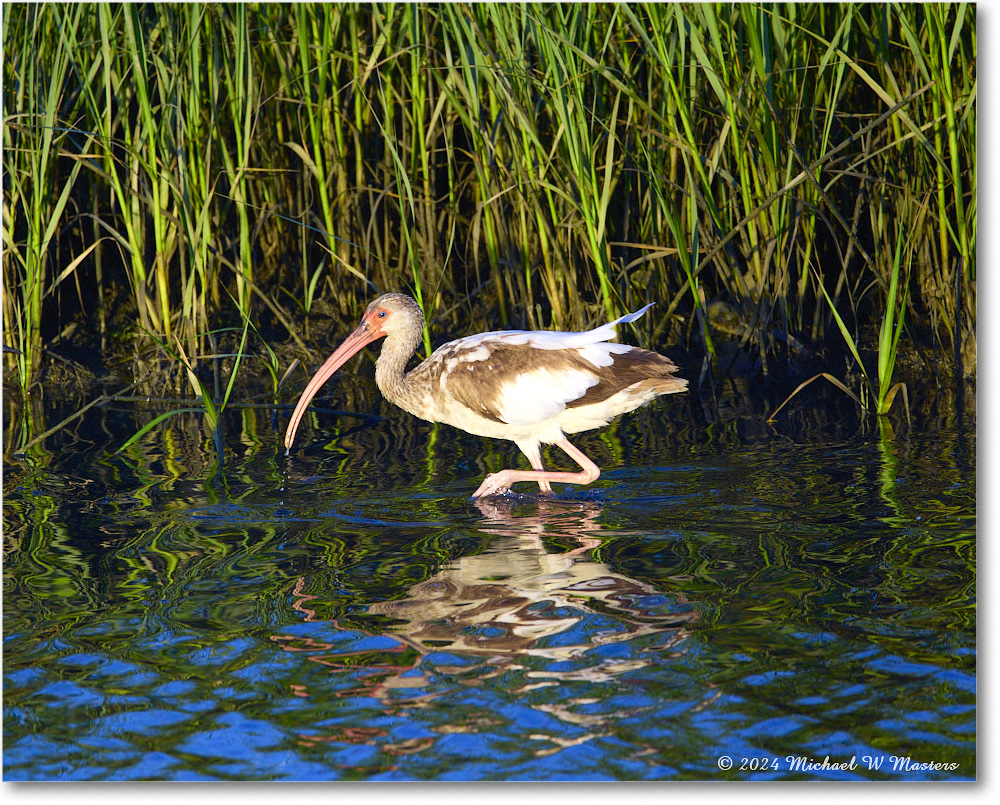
283,293 -> 687,498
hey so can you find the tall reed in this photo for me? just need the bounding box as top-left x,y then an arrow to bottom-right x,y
3,4 -> 94,392
3,3 -> 976,420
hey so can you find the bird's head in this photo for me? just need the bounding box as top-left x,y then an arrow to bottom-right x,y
358,293 -> 425,341
283,293 -> 425,451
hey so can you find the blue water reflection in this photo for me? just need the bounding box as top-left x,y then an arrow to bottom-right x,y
3,401 -> 976,780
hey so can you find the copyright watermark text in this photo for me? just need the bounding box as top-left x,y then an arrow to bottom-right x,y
715,754 -> 960,774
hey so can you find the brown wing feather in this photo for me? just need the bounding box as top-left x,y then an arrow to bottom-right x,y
568,348 -> 685,408
442,341 -> 684,421
442,343 -> 604,422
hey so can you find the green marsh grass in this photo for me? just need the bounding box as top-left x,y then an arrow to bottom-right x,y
3,4 -> 94,393
2,3 -> 975,449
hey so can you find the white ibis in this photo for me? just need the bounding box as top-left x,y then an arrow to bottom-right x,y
284,293 -> 687,498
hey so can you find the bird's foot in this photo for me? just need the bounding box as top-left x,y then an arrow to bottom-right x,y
470,471 -> 518,499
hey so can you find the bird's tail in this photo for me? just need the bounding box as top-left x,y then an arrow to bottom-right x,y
609,302 -> 654,327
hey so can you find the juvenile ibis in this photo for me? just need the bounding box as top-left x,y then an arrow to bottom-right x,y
284,293 -> 686,498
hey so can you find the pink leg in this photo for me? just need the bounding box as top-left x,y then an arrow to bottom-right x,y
519,441 -> 553,495
471,436 -> 601,498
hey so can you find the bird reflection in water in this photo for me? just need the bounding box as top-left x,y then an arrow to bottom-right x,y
277,500 -> 701,759
368,498 -> 698,665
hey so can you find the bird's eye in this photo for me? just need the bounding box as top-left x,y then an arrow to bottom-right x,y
377,310 -> 387,319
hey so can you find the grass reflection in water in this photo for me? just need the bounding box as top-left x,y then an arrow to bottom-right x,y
2,398 -> 976,780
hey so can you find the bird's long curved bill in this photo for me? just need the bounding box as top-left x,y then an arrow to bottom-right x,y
283,325 -> 383,451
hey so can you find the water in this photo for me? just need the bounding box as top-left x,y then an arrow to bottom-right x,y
2,387 -> 976,780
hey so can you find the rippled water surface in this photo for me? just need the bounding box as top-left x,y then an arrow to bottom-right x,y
3,388 -> 976,780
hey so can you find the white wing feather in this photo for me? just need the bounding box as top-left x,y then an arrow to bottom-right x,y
494,367 -> 599,425
446,303 -> 653,357
450,304 -> 655,425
